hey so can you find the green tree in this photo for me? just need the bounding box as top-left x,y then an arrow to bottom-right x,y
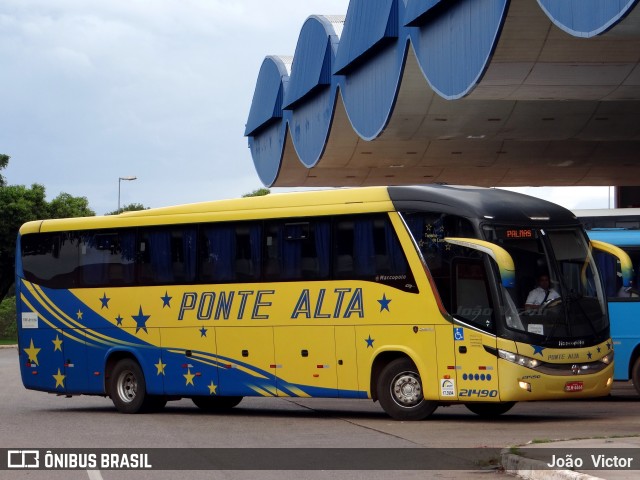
48,192 -> 94,218
242,188 -> 270,197
105,202 -> 148,215
0,296 -> 17,341
0,154 -> 8,187
0,184 -> 49,301
0,183 -> 95,302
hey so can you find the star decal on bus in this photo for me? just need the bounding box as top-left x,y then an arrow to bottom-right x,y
53,368 -> 66,389
99,292 -> 110,309
365,335 -> 375,348
24,338 -> 41,366
184,368 -> 195,386
587,352 -> 593,359
115,314 -> 123,326
208,381 -> 218,395
52,335 -> 63,352
155,358 -> 166,375
532,345 -> 545,356
132,306 -> 150,334
161,291 -> 172,308
200,327 -> 208,337
378,294 -> 391,312
76,310 -> 83,320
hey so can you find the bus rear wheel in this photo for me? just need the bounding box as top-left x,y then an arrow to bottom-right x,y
109,358 -> 155,414
192,396 -> 243,411
465,402 -> 516,417
377,358 -> 437,420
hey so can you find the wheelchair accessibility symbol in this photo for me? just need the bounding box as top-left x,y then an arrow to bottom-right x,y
454,328 -> 464,341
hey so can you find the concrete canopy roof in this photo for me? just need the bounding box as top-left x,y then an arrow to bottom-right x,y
245,0 -> 640,188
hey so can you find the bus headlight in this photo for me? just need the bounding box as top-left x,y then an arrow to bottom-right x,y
498,349 -> 541,369
600,351 -> 614,365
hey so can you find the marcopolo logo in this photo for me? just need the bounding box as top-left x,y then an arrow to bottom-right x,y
8,450 -> 39,469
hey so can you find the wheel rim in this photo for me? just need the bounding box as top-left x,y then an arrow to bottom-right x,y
117,370 -> 137,404
390,371 -> 423,408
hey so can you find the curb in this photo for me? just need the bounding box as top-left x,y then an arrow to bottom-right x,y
502,451 -> 605,480
0,344 -> 17,349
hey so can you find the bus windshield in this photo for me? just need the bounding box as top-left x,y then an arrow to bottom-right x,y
401,211 -> 608,347
484,226 -> 608,346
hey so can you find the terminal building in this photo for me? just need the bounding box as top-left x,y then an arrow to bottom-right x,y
245,0 -> 640,206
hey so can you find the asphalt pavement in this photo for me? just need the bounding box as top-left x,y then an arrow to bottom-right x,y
1,344 -> 638,479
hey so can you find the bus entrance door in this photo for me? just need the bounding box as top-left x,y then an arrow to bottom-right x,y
453,326 -> 500,402
450,256 -> 500,402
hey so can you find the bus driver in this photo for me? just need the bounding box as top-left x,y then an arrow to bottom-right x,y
525,273 -> 560,311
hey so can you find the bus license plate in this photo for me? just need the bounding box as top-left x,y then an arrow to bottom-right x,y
564,381 -> 584,392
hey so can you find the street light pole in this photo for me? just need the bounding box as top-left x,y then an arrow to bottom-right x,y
118,176 -> 137,213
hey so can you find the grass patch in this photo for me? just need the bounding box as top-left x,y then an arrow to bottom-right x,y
0,296 -> 17,342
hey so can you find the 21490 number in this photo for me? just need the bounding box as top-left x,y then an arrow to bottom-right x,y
458,389 -> 498,398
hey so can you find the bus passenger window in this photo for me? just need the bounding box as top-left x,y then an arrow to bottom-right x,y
22,232 -> 80,289
334,214 -> 409,282
200,225 -> 236,282
80,231 -> 135,286
200,222 -> 262,283
594,251 -> 623,298
264,219 -> 330,281
140,228 -> 196,284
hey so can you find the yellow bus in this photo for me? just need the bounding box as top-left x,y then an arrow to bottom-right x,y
16,185 -> 621,420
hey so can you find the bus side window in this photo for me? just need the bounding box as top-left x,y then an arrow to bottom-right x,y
403,212 -> 476,312
333,214 -> 409,281
22,232 -> 80,288
200,224 -> 238,283
199,222 -> 262,283
594,251 -> 621,299
80,231 -> 135,286
235,223 -> 262,281
264,219 -> 330,281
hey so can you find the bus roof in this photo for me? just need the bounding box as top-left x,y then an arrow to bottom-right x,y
20,187 -> 393,234
574,208 -> 640,218
20,185 -> 579,235
388,185 -> 577,226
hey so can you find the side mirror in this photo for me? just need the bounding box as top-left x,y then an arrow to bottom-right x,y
591,239 -> 635,288
444,237 -> 515,288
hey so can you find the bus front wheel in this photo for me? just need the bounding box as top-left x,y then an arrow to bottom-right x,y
109,358 -> 154,414
465,402 -> 516,417
376,358 -> 438,420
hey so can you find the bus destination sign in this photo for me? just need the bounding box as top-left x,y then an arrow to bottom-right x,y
502,228 -> 534,239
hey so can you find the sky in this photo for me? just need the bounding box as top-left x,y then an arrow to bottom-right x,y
0,0 -> 614,215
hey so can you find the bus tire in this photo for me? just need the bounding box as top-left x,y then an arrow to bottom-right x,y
632,357 -> 640,396
109,358 -> 150,414
192,396 -> 243,411
465,402 -> 516,417
376,357 -> 437,420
